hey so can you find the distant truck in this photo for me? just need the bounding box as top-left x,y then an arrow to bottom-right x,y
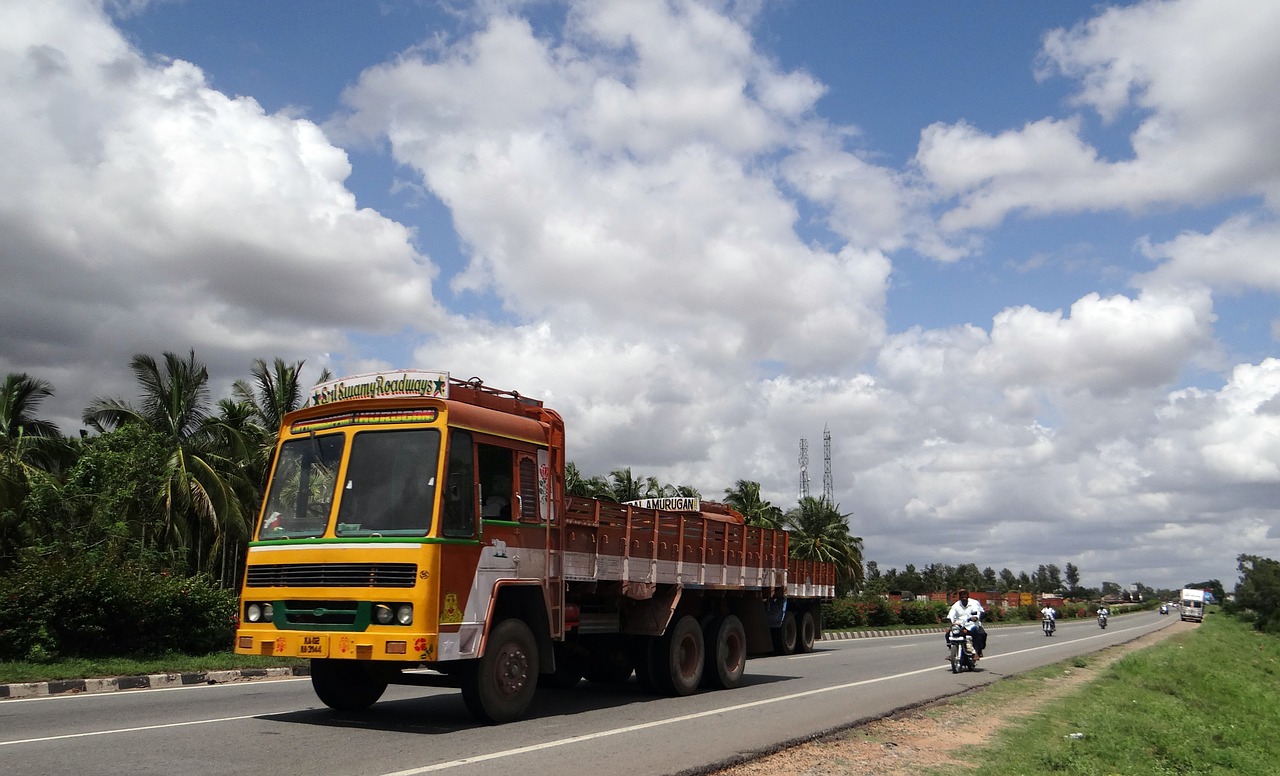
1180,588 -> 1206,622
233,370 -> 836,723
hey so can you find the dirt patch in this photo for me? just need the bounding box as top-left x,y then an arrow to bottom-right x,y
711,621 -> 1191,776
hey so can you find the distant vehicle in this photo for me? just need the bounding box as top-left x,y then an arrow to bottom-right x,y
1159,604 -> 1169,615
1180,589 -> 1206,622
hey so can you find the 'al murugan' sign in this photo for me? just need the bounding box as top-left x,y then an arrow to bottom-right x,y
309,370 -> 450,406
624,497 -> 701,512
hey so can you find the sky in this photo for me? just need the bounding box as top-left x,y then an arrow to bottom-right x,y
3,0 -> 1279,593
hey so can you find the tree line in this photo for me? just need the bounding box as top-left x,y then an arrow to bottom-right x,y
0,351 -> 865,593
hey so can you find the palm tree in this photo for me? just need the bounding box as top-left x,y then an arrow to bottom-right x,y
0,372 -> 66,472
1,373 -> 67,567
603,467 -> 649,503
83,351 -> 250,578
722,479 -> 784,529
784,496 -> 864,595
231,358 -> 330,485
566,461 -> 608,498
232,358 -> 329,434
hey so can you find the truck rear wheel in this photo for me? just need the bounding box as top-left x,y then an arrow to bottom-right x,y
702,615 -> 746,690
310,658 -> 388,711
797,610 -> 817,653
461,618 -> 539,724
771,611 -> 798,655
654,615 -> 704,696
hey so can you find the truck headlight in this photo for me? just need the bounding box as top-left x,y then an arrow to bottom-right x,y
374,604 -> 394,625
246,603 -> 262,623
397,604 -> 413,625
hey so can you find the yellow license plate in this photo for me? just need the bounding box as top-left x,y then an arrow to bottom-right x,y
298,634 -> 328,657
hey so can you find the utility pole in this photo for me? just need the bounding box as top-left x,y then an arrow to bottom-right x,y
822,424 -> 833,504
798,438 -> 810,500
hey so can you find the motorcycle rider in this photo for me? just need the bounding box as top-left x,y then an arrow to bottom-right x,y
1097,605 -> 1110,626
1040,603 -> 1057,633
947,588 -> 987,657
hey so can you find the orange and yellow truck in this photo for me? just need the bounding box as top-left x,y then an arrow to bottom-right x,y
234,370 -> 836,723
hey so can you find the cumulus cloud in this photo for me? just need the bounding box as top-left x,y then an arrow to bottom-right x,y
919,0 -> 1280,231
0,0 -> 441,428
5,0 -> 1280,590
334,2 -> 893,370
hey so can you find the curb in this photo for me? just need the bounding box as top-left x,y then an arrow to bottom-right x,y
821,627 -> 948,640
0,666 -> 310,700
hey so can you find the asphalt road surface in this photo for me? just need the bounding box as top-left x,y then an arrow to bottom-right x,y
0,611 -> 1175,776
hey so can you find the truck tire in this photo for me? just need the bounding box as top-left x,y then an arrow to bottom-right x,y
461,618 -> 539,724
702,615 -> 746,690
654,615 -> 704,696
771,611 -> 798,655
631,636 -> 659,693
310,658 -> 388,711
797,610 -> 817,653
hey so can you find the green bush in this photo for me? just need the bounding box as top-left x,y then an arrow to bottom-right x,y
0,551 -> 236,661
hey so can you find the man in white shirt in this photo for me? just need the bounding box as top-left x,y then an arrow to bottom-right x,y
1040,604 -> 1057,634
946,589 -> 987,656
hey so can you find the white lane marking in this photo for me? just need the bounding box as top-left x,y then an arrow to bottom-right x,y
379,619 -> 1173,775
0,618 -> 1171,756
0,714 -> 260,746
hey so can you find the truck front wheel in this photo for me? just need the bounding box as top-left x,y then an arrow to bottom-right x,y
462,618 -> 539,724
310,658 -> 388,711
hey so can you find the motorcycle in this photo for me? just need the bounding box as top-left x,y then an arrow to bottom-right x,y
1042,614 -> 1056,636
946,617 -> 979,673
1097,612 -> 1108,629
1159,604 -> 1169,615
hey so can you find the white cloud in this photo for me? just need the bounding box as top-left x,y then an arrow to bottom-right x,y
335,3 -> 893,370
4,0 -> 1279,592
920,0 -> 1280,231
0,0 -> 440,429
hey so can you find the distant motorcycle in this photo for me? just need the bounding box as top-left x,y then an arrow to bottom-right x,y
1159,604 -> 1169,615
946,616 -> 980,673
1098,612 -> 1109,629
1042,614 -> 1056,636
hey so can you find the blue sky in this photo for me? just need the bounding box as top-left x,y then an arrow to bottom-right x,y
5,0 -> 1280,592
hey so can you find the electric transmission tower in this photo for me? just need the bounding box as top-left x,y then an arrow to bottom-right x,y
822,425 -> 833,504
798,438 -> 810,500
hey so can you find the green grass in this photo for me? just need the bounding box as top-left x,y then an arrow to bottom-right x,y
930,613 -> 1280,775
0,652 -> 305,685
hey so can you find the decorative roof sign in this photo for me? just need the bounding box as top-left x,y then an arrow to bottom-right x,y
624,497 -> 701,512
308,370 -> 450,407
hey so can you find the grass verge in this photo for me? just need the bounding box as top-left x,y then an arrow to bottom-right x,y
0,653 -> 305,685
931,614 -> 1280,775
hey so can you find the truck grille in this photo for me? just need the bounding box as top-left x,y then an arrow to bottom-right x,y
245,562 -> 417,588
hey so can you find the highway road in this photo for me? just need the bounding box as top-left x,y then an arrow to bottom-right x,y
0,611 -> 1176,776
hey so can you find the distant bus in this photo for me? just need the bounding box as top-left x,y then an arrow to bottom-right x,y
1180,588 -> 1205,622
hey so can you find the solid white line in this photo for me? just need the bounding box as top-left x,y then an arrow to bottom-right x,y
379,619 -> 1170,775
0,714 -> 261,747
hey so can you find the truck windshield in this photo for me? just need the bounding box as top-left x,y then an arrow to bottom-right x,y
335,428 -> 441,537
259,432 -> 345,539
